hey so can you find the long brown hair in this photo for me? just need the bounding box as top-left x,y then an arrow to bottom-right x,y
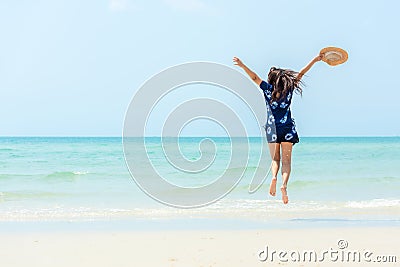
267,67 -> 303,102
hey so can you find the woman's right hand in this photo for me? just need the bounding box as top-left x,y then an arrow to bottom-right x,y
233,57 -> 245,68
314,53 -> 324,62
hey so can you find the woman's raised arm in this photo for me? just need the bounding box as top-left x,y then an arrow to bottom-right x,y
296,54 -> 323,81
233,57 -> 262,86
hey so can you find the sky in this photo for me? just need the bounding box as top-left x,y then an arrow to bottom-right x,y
0,0 -> 399,136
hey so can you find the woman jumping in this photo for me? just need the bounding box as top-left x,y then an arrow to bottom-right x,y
233,54 -> 322,204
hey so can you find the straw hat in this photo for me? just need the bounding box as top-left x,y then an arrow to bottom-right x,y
320,47 -> 348,66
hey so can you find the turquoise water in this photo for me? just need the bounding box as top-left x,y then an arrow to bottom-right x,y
0,137 -> 399,226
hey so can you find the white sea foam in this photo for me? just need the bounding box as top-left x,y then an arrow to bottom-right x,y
345,199 -> 400,208
1,198 -> 400,222
72,171 -> 89,175
0,199 -> 341,221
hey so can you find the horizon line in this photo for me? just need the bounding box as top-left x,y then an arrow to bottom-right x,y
0,135 -> 399,138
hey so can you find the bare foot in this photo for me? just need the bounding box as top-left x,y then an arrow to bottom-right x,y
269,178 -> 277,196
280,186 -> 288,204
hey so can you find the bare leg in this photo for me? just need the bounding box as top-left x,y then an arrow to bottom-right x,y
268,143 -> 280,196
280,142 -> 293,204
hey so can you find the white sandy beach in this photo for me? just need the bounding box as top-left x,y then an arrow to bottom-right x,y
0,227 -> 399,267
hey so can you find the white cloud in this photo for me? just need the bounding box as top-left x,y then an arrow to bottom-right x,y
163,0 -> 207,12
109,0 -> 130,11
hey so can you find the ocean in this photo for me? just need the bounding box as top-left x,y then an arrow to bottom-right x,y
0,137 -> 399,229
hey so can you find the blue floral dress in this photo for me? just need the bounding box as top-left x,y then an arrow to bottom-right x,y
260,80 -> 299,144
